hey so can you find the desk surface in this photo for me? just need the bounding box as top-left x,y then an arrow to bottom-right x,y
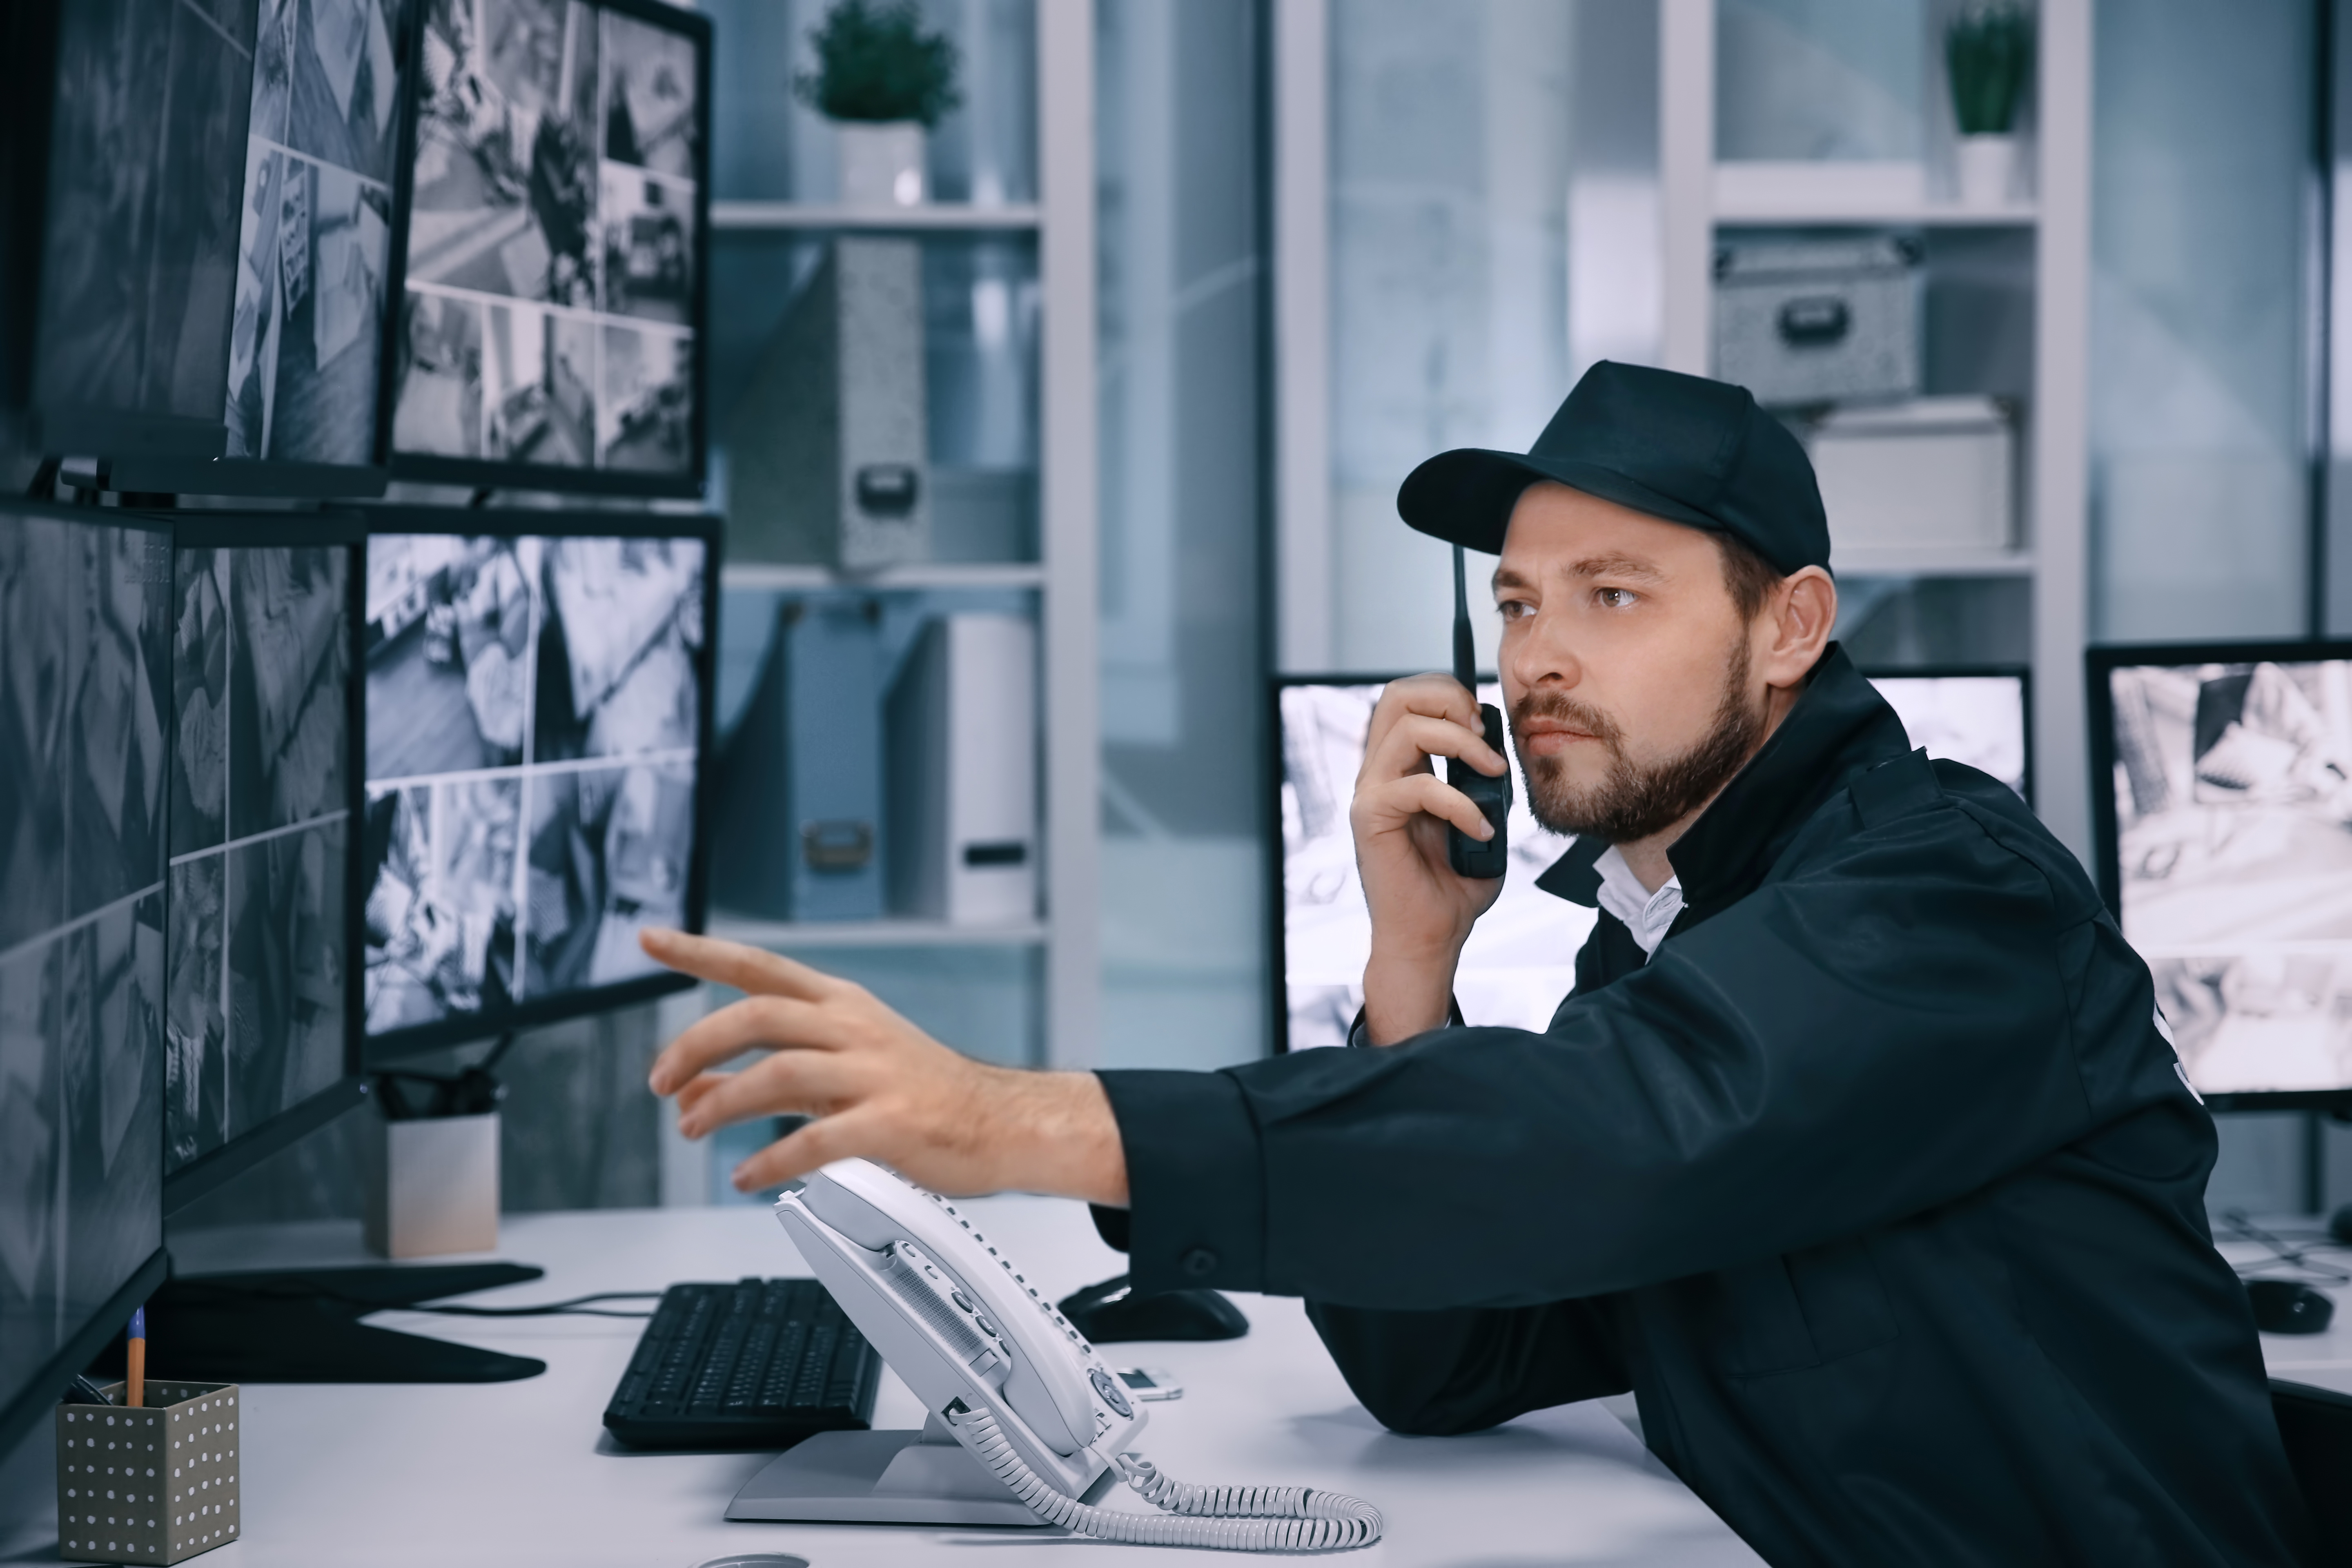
1,1198 -> 1763,1567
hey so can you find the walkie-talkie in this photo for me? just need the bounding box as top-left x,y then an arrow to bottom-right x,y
1446,544 -> 1511,879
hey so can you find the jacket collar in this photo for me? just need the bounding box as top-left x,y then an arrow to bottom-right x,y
1534,644 -> 1911,914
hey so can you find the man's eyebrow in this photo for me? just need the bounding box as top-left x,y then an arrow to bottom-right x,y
1565,552 -> 1668,583
1492,565 -> 1535,594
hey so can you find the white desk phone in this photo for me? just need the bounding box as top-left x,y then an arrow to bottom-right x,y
722,1157 -> 1383,1551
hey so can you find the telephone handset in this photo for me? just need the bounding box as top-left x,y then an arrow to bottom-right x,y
775,1159 -> 1381,1550
1446,543 -> 1511,879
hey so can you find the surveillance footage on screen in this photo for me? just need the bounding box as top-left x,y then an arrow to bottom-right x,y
392,0 -> 699,478
34,0 -> 253,430
1278,683 -> 1586,1052
164,547 -> 353,1172
0,516 -> 169,1414
2111,658 -> 2352,1096
1870,675 -> 2028,800
225,0 -> 404,466
362,532 -> 704,1035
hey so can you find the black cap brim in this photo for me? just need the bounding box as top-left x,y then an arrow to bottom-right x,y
1396,447 -> 1728,555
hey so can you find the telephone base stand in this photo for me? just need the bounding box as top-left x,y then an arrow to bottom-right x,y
727,1420 -> 1110,1528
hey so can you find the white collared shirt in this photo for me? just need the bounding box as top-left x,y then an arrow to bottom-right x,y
1593,845 -> 1684,959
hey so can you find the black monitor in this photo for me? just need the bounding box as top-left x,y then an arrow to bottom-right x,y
385,0 -> 710,498
161,515 -> 367,1212
1272,666 -> 2036,1051
0,500 -> 173,1456
19,0 -> 415,498
2091,641 -> 2352,1108
359,509 -> 716,1060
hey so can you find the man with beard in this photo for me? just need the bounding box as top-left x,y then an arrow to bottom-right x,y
637,363 -> 2312,1564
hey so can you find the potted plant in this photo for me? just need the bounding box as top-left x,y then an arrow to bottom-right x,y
1945,2 -> 2034,207
797,0 -> 961,207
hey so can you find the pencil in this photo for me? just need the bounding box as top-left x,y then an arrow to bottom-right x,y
126,1306 -> 145,1408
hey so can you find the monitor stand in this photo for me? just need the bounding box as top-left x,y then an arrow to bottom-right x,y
727,1412 -> 1101,1528
84,1263 -> 549,1385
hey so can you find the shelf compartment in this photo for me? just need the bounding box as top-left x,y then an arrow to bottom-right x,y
719,561 -> 1046,592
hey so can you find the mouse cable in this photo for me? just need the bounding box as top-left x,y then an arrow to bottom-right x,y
947,1401 -> 1382,1552
396,1291 -> 662,1319
2218,1211 -> 2352,1284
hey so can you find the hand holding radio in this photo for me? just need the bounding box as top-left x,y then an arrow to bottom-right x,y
641,929 -> 1128,1204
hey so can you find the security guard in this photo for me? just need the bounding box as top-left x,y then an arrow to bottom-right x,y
644,363 -> 2313,1565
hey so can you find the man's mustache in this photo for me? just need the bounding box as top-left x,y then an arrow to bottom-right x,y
1510,689 -> 1625,753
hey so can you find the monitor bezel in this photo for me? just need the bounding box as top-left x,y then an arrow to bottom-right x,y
1854,660 -> 2036,808
379,0 -> 713,501
2086,637 -> 2352,1111
0,499 -> 175,1455
154,510 -> 372,1213
354,505 -> 720,1063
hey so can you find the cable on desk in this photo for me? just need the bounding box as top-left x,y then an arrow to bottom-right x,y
2219,1211 -> 2352,1283
398,1292 -> 663,1319
946,1401 -> 1382,1551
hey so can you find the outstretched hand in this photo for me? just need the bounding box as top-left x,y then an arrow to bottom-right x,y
640,928 -> 1128,1204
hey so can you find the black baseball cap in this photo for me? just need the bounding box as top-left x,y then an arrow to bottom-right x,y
1396,361 -> 1832,575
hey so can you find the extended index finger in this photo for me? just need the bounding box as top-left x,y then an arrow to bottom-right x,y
640,928 -> 839,1000
649,991 -> 847,1096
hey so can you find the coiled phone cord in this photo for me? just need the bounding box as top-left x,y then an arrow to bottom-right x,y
946,1403 -> 1383,1551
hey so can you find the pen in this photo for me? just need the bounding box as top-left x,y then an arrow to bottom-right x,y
126,1306 -> 145,1408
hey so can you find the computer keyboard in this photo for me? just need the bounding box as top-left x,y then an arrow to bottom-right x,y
602,1278 -> 882,1450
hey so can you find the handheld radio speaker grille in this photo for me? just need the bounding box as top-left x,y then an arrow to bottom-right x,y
1446,545 -> 1511,879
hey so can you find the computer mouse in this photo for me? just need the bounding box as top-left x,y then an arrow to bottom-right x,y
2247,1278 -> 2335,1335
1057,1274 -> 1249,1343
2327,1204 -> 2352,1246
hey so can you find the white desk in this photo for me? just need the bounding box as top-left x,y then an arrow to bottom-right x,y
1,1199 -> 1760,1566
2229,1218 -> 2352,1399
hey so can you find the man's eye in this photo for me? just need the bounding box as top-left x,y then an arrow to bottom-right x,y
1596,588 -> 1638,610
1497,599 -> 1533,621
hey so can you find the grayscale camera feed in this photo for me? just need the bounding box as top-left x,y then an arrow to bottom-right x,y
163,548 -> 353,1172
1280,683 -> 1584,1053
225,0 -> 406,466
393,0 -> 699,477
35,0 -> 252,431
2111,659 -> 2352,1095
363,533 -> 704,1035
1869,675 -> 2029,802
1278,672 -> 2033,1051
0,514 -> 168,1420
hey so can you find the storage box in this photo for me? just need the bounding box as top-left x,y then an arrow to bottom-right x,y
56,1383 -> 241,1565
1805,396 -> 2014,556
1713,236 -> 1920,407
363,1106 -> 501,1258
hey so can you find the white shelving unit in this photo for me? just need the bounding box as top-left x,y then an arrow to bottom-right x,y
699,0 -> 1100,1071
1663,0 -> 2093,860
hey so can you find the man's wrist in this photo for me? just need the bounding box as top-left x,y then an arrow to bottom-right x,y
989,1069 -> 1129,1205
1361,945 -> 1463,1045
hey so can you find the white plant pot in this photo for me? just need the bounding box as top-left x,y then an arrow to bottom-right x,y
1954,134 -> 2021,208
837,120 -> 927,207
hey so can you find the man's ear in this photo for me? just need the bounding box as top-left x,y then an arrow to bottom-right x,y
1759,566 -> 1836,688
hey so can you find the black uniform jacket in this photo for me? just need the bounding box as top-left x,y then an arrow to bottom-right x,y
1093,646 -> 2314,1567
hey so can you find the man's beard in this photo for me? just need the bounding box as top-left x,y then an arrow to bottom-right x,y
1512,637 -> 1767,844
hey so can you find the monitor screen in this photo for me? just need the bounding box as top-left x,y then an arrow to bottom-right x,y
24,0 -> 412,495
0,502 -> 170,1447
1276,667 -> 2036,1051
215,0 -> 409,485
1863,667 -> 2031,803
361,517 -> 713,1056
387,0 -> 708,497
31,0 -> 257,460
163,525 -> 361,1199
2095,646 -> 2352,1100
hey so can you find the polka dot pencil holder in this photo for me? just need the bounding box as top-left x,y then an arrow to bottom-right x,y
56,1383 -> 242,1565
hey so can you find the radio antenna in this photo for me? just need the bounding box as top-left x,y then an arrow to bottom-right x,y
1451,544 -> 1476,690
